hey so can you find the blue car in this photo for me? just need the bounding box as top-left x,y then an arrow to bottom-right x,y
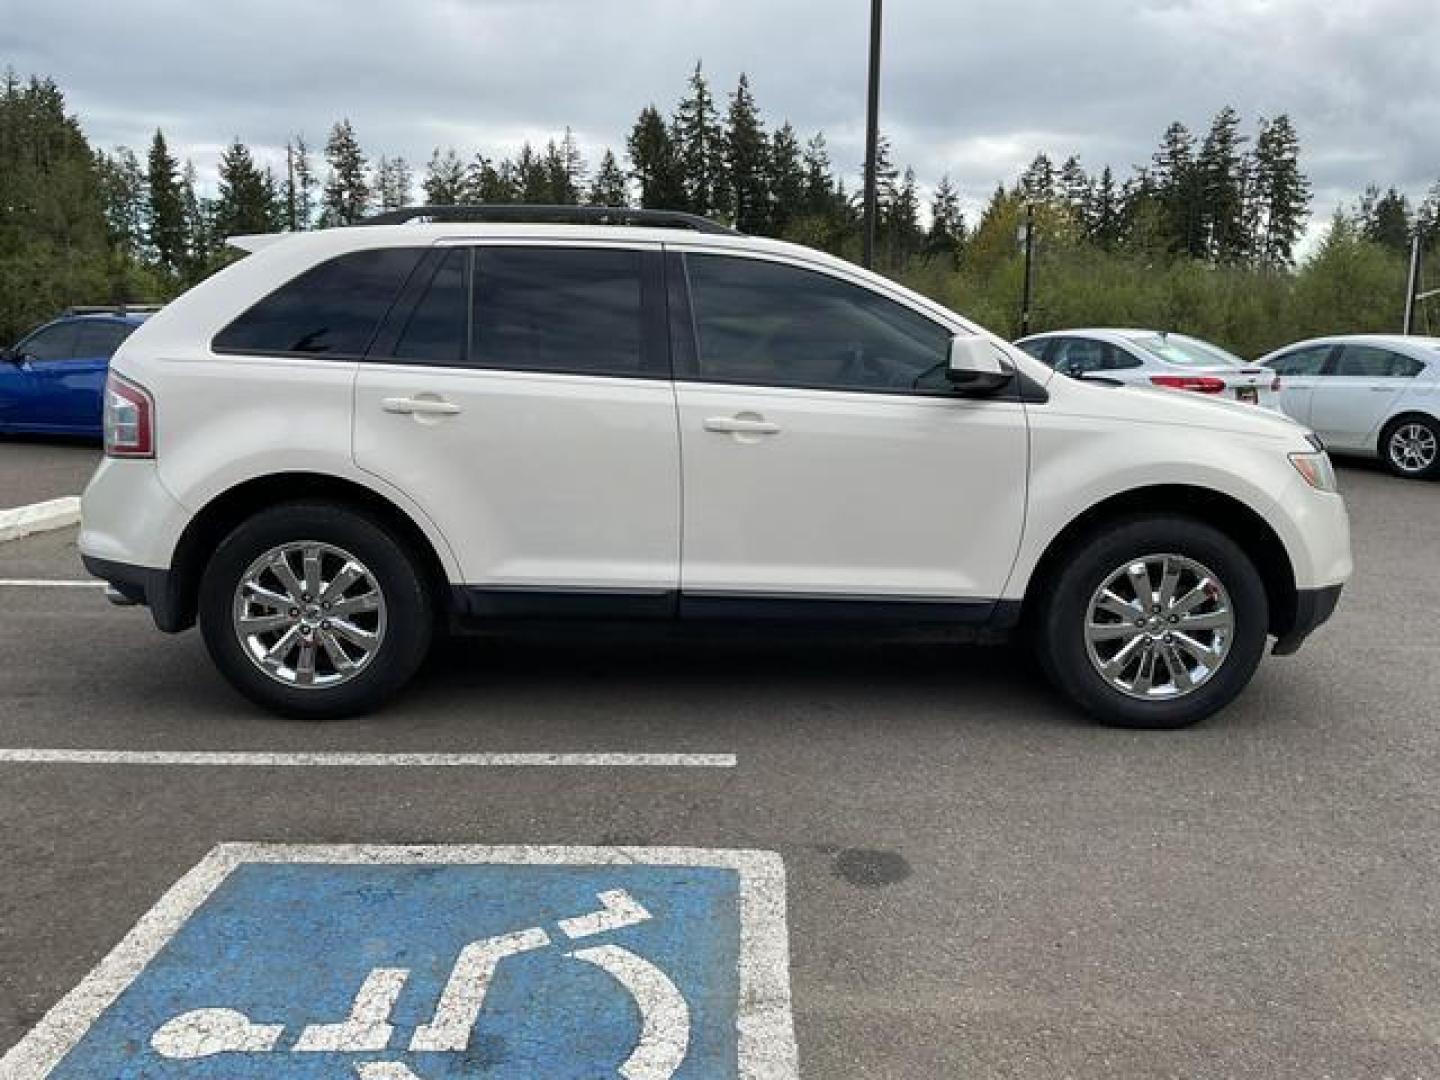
0,311 -> 151,438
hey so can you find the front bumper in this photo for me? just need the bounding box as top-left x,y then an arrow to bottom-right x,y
1272,583 -> 1343,656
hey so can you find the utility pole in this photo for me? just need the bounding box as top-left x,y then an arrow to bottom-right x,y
1404,232 -> 1421,334
862,0 -> 882,270
1019,203 -> 1036,336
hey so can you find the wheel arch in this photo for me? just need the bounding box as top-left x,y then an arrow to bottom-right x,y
162,472 -> 456,633
1019,484 -> 1299,641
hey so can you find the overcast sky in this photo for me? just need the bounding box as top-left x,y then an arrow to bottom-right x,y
4,0 -> 1438,237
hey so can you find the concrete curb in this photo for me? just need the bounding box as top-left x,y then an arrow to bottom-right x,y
0,497 -> 81,543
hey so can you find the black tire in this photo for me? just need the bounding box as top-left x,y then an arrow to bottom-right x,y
199,501 -> 433,720
1033,515 -> 1269,729
1379,415 -> 1440,480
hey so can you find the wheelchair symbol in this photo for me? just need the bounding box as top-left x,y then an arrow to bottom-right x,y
149,888 -> 689,1079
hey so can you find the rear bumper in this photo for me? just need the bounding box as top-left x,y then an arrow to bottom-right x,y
1272,583 -> 1343,656
81,554 -> 192,633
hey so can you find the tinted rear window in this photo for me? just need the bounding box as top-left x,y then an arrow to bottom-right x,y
214,248 -> 424,357
471,247 -> 644,376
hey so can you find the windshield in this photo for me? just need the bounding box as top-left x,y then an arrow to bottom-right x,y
1130,334 -> 1245,368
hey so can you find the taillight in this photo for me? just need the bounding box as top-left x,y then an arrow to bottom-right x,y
1150,375 -> 1227,395
103,373 -> 155,458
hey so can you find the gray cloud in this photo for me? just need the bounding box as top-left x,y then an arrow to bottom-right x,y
3,0 -> 1437,226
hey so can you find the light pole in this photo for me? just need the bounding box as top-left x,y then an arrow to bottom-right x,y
1404,232 -> 1421,334
1018,203 -> 1036,336
862,0 -> 882,270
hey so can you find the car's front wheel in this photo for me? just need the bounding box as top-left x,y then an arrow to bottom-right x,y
1380,415 -> 1440,479
199,502 -> 433,720
1034,515 -> 1269,728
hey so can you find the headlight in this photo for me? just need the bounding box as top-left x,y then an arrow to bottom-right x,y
1289,450 -> 1337,493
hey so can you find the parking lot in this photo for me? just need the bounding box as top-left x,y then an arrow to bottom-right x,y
0,442 -> 1437,1077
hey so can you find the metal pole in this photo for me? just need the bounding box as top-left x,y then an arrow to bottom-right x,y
1403,232 -> 1421,334
1020,203 -> 1035,336
862,0 -> 882,270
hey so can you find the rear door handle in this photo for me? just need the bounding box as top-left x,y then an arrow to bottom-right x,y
382,396 -> 462,416
703,416 -> 780,435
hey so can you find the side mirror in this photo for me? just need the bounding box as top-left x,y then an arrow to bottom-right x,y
946,336 -> 1013,394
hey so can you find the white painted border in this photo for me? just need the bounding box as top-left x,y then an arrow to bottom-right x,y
0,844 -> 799,1079
0,497 -> 81,544
0,749 -> 736,769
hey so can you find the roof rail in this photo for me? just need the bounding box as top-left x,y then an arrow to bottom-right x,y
357,204 -> 741,235
62,304 -> 164,317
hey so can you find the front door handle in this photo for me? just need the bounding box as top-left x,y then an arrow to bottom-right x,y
703,416 -> 780,435
382,396 -> 462,416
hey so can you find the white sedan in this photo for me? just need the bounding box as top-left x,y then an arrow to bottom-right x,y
1257,334 -> 1440,479
1016,328 -> 1282,409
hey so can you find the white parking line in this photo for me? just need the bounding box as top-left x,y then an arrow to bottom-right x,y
0,748 -> 736,768
0,497 -> 81,543
0,579 -> 104,588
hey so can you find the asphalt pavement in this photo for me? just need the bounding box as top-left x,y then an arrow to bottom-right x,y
0,444 -> 1436,1078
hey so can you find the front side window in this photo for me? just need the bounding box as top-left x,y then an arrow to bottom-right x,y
683,253 -> 951,393
213,247 -> 425,357
1334,345 -> 1423,378
1267,345 -> 1330,377
471,247 -> 646,377
17,323 -> 79,361
1050,337 -> 1139,376
1016,339 -> 1051,362
392,248 -> 468,366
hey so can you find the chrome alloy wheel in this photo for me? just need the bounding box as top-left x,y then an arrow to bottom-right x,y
231,542 -> 387,689
1388,422 -> 1438,474
1083,553 -> 1234,700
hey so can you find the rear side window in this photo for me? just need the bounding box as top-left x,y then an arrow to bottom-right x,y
72,321 -> 135,357
1334,345 -> 1423,378
18,323 -> 78,361
214,248 -> 424,357
471,247 -> 646,377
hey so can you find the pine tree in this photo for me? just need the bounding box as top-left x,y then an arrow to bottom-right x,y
423,148 -> 466,204
145,129 -> 186,275
1151,122 -> 1203,257
1197,106 -> 1247,261
559,126 -> 586,202
1019,152 -> 1056,202
801,132 -> 837,218
213,139 -> 274,237
283,135 -> 316,230
179,160 -> 213,280
541,139 -> 578,203
924,174 -> 964,265
627,105 -> 686,209
724,73 -> 769,233
1057,155 -> 1089,222
767,123 -> 806,236
94,147 -> 146,262
673,62 -> 727,217
320,119 -> 370,226
513,143 -> 550,203
587,149 -> 630,207
465,154 -> 516,203
1089,166 -> 1122,248
884,167 -> 923,269
374,156 -> 413,211
1250,114 -> 1310,267
1358,186 -> 1411,254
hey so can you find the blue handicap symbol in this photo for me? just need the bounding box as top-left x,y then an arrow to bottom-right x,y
47,861 -> 745,1078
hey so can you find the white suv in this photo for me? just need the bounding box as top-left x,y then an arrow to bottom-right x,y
79,207 -> 1352,728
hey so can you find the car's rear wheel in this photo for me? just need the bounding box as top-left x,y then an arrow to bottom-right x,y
199,502 -> 433,720
1380,415 -> 1440,479
1034,515 -> 1268,728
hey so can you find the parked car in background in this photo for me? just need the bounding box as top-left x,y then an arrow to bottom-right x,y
1016,328 -> 1282,409
0,308 -> 156,438
1257,334 -> 1440,479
